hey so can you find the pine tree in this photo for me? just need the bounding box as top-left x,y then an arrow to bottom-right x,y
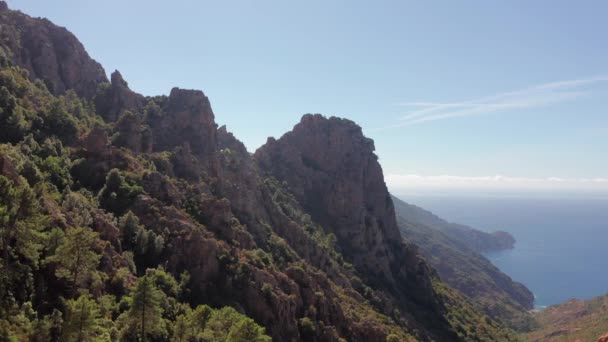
61,295 -> 101,342
127,275 -> 163,341
0,176 -> 47,267
118,211 -> 141,250
171,313 -> 189,342
0,176 -> 47,316
227,317 -> 272,342
49,227 -> 101,290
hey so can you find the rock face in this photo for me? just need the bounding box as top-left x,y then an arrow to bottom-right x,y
83,126 -> 110,156
216,125 -> 270,240
149,88 -> 218,174
94,71 -> 145,122
112,110 -> 152,153
0,1 -> 107,99
256,115 -> 402,281
255,114 -> 454,337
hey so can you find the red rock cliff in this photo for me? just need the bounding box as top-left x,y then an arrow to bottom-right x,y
0,1 -> 107,99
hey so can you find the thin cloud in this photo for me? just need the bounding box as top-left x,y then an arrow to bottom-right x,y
385,75 -> 608,128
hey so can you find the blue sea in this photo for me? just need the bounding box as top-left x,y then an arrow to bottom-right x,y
401,194 -> 608,308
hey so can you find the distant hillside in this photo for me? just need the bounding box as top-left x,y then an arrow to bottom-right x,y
526,294 -> 608,342
392,195 -> 536,330
391,196 -> 515,253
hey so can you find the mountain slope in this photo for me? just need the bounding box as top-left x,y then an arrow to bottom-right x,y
392,195 -> 535,330
0,2 -> 517,341
526,294 -> 608,342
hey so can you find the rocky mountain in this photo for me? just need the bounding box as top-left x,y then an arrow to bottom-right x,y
255,115 -> 451,337
392,196 -> 535,330
0,2 -> 523,341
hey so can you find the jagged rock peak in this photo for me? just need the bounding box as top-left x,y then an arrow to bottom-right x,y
255,114 -> 451,337
255,114 -> 404,279
110,70 -> 129,88
94,69 -> 145,122
147,87 -> 218,174
0,1 -> 107,99
166,87 -> 214,117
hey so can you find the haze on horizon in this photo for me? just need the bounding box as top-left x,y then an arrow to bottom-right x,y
9,0 -> 608,195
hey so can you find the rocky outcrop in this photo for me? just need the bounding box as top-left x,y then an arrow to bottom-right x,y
256,115 -> 403,281
149,88 -> 218,175
84,126 -> 110,156
94,71 -> 146,122
112,110 -> 152,153
255,114 -> 455,339
0,1 -> 107,99
141,171 -> 183,206
216,126 -> 270,241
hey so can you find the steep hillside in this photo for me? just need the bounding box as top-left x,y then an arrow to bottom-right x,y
0,2 -> 518,341
392,196 -> 535,330
526,294 -> 608,342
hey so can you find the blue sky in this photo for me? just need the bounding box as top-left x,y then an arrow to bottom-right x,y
9,0 -> 608,193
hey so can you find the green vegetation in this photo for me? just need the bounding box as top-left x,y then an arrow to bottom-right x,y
62,295 -> 104,341
0,59 -> 270,341
431,279 -> 520,341
48,227 -> 101,288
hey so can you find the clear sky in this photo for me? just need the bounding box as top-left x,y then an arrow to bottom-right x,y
8,0 -> 608,194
